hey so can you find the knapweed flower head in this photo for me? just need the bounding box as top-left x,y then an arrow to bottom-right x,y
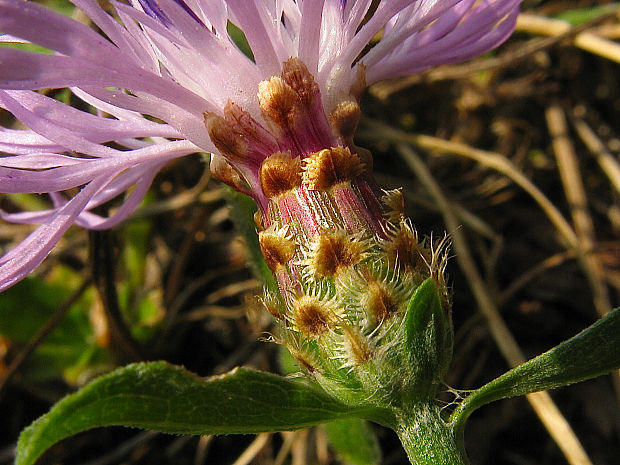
0,0 -> 519,402
0,0 -> 519,290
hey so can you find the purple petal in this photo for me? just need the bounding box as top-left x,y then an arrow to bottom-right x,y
0,140 -> 198,193
0,49 -> 213,117
226,0 -> 287,75
76,165 -> 162,229
0,153 -> 84,169
84,161 -> 164,211
70,87 -> 151,123
1,90 -> 181,143
0,91 -> 126,157
74,0 -> 160,67
0,160 -> 163,230
0,33 -> 29,43
0,175 -> 107,292
117,1 -> 192,48
297,0 -> 325,74
1,208 -> 56,224
89,2 -> 259,119
0,129 -> 65,155
137,0 -> 174,27
137,0 -> 205,28
365,0 -> 521,82
76,86 -> 216,151
333,0 -> 420,70
0,0 -> 120,60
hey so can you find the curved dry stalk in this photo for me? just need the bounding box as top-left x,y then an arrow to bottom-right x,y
375,174 -> 500,240
231,433 -> 271,465
572,116 -> 620,196
205,279 -> 261,305
90,230 -> 144,362
499,250 -> 576,305
274,432 -> 300,465
517,13 -> 620,64
397,143 -> 594,465
193,435 -> 213,465
129,168 -> 220,221
545,104 -> 613,317
363,119 -> 579,248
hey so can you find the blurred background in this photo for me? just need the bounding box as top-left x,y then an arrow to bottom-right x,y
1,1 -> 619,464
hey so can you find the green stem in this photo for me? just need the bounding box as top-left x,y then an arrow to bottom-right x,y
396,403 -> 468,465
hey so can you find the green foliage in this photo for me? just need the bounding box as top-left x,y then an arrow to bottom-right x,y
450,307 -> 620,433
227,21 -> 255,61
41,0 -> 75,17
324,418 -> 381,465
16,361 -> 392,465
0,1 -> 74,54
118,213 -> 164,341
554,4 -> 620,25
0,272 -> 110,384
2,194 -> 51,213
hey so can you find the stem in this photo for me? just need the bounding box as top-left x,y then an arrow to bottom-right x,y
90,230 -> 143,362
396,403 -> 468,465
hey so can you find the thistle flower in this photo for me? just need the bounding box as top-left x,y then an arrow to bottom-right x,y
0,0 -> 519,289
0,0 -> 519,404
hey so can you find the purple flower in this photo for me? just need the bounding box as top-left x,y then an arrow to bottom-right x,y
0,0 -> 520,291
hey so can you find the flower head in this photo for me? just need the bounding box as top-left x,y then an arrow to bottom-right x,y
0,0 -> 520,292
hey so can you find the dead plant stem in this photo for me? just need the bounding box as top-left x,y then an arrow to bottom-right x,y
363,119 -> 580,248
398,143 -> 593,465
572,116 -> 620,196
90,230 -> 143,362
517,12 -> 620,64
545,104 -> 613,318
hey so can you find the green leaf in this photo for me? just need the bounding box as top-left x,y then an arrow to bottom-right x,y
121,216 -> 152,291
17,362 -> 388,465
451,307 -> 620,432
403,278 -> 452,398
324,418 -> 381,465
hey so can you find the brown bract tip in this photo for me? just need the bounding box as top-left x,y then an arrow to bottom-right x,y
253,210 -> 264,231
294,295 -> 333,337
349,62 -> 367,99
343,326 -> 372,365
386,222 -> 430,271
281,57 -> 319,107
258,76 -> 299,129
289,348 -> 318,373
261,291 -> 287,320
308,230 -> 365,278
329,98 -> 360,143
205,112 -> 246,160
364,280 -> 399,323
223,101 -> 261,141
259,228 -> 297,272
259,152 -> 302,198
382,189 -> 405,223
302,147 -> 365,190
209,154 -> 244,191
